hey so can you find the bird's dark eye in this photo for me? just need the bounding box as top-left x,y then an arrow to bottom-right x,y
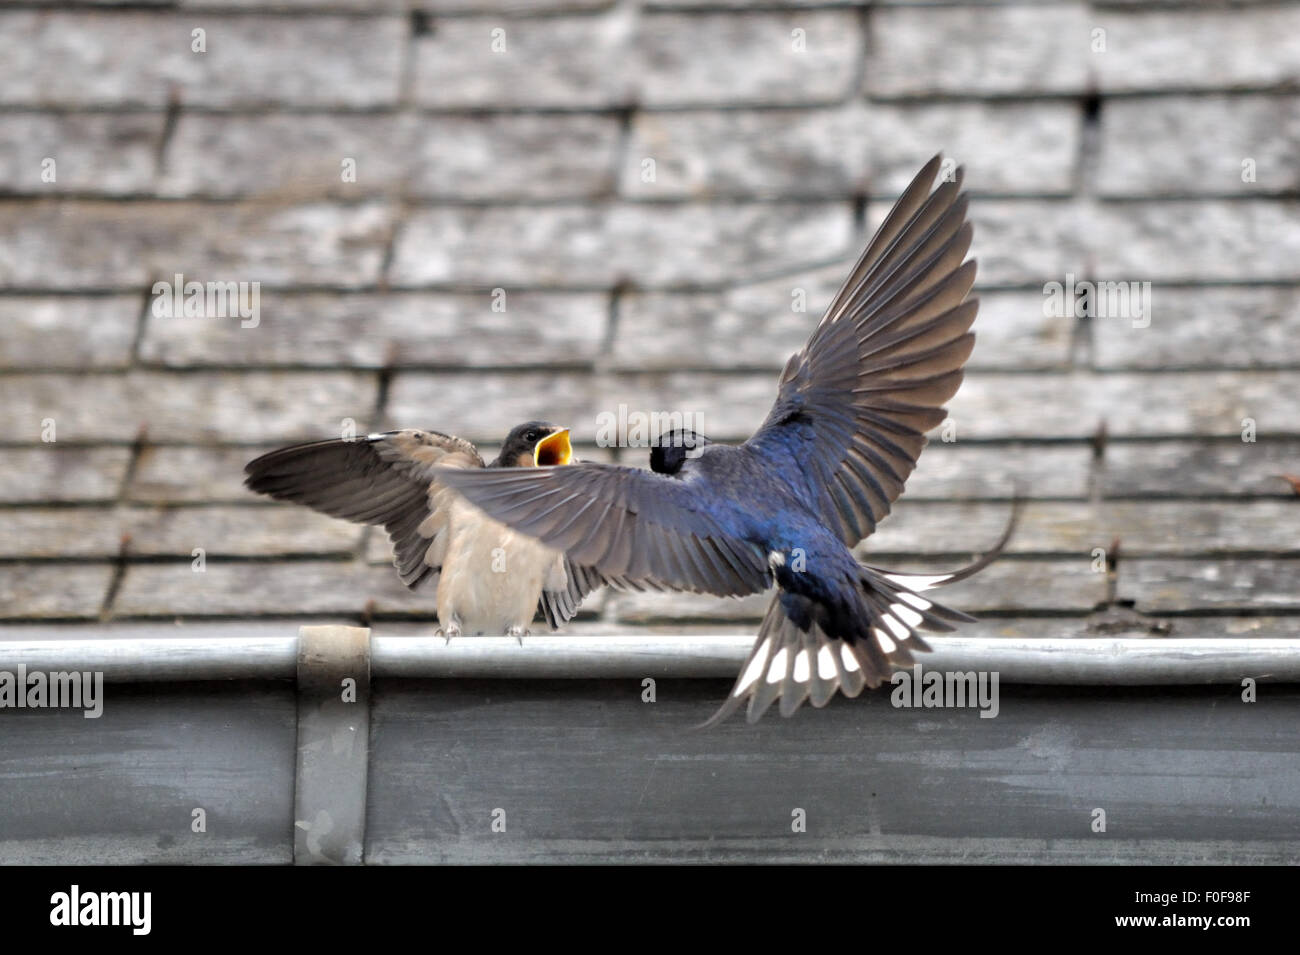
525,430 -> 538,442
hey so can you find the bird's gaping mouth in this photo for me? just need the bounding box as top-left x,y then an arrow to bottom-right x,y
534,428 -> 573,466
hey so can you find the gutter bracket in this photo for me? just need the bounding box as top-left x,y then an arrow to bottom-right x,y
293,625 -> 371,865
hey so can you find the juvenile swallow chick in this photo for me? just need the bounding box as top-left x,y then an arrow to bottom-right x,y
435,156 -> 1016,722
244,421 -> 605,637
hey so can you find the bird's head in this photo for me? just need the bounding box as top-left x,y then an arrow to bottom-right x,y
649,429 -> 711,475
494,421 -> 573,468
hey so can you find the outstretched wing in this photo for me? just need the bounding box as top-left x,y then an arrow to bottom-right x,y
434,462 -> 772,597
538,558 -> 655,630
745,155 -> 978,547
244,429 -> 483,590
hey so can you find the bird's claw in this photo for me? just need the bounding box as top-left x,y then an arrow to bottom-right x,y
506,626 -> 528,646
437,622 -> 462,645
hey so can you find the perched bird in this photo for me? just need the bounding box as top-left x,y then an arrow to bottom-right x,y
434,155 -> 1016,723
244,421 -> 608,637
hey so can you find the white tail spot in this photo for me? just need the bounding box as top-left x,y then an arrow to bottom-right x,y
874,627 -> 897,654
884,573 -> 949,592
766,647 -> 789,684
898,591 -> 932,611
817,645 -> 837,679
841,645 -> 862,672
734,637 -> 772,696
882,613 -> 910,642
793,649 -> 810,683
889,602 -> 924,629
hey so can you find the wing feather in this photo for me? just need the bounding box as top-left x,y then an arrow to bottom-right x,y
745,156 -> 978,547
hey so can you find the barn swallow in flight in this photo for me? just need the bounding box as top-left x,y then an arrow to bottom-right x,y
434,155 -> 1016,723
244,422 -> 607,637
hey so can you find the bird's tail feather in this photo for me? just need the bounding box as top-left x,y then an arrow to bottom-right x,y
698,501 -> 1019,727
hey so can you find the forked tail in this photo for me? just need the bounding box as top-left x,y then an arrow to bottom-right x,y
699,501 -> 1020,727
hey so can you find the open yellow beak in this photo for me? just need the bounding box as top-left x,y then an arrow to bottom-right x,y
533,428 -> 573,467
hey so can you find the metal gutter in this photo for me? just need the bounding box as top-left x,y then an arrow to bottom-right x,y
0,632 -> 1297,684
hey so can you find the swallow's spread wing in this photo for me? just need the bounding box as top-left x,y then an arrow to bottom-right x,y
538,558 -> 646,629
745,155 -> 977,547
435,464 -> 772,596
245,429 -> 484,590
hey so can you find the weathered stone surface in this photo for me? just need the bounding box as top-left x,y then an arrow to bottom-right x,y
1090,201 -> 1300,283
0,565 -> 114,620
390,372 -> 760,449
867,498 -> 1300,558
179,0 -> 404,8
390,202 -> 853,288
0,200 -> 394,289
121,505 -> 361,557
412,13 -> 636,109
415,0 -> 609,10
621,107 -> 868,200
943,371 -> 1300,439
634,10 -> 862,107
159,114 -> 404,199
1095,501 -> 1300,557
411,10 -> 861,108
129,446 -> 268,503
867,102 -> 1080,197
112,560 -> 374,617
941,200 -> 1089,287
0,372 -> 378,443
397,369 -> 1300,446
863,500 -> 1109,557
0,113 -> 161,195
582,371 -> 782,442
2,508 -> 124,558
867,5 -> 1091,97
1092,285 -> 1300,369
1092,8 -> 1300,93
0,13 -> 404,108
385,371 -> 601,444
160,113 -> 621,201
0,447 -> 132,503
390,369 -> 786,443
615,283 -> 1068,371
1098,96 -> 1300,197
404,113 -> 621,200
888,558 -> 1108,613
612,263 -> 846,370
140,291 -> 609,367
1119,558 -> 1300,613
608,590 -> 771,624
1101,439 -> 1300,498
903,443 -> 1092,500
969,290 -> 1074,370
0,296 -> 139,369
111,559 -> 596,620
644,0 -> 858,8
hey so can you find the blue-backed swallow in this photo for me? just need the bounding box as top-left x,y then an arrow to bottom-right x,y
244,422 -> 609,637
433,156 -> 1017,722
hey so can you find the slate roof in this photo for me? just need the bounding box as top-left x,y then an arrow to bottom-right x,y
2,1 -> 1297,639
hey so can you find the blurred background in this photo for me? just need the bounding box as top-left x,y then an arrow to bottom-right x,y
1,0 -> 1297,637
